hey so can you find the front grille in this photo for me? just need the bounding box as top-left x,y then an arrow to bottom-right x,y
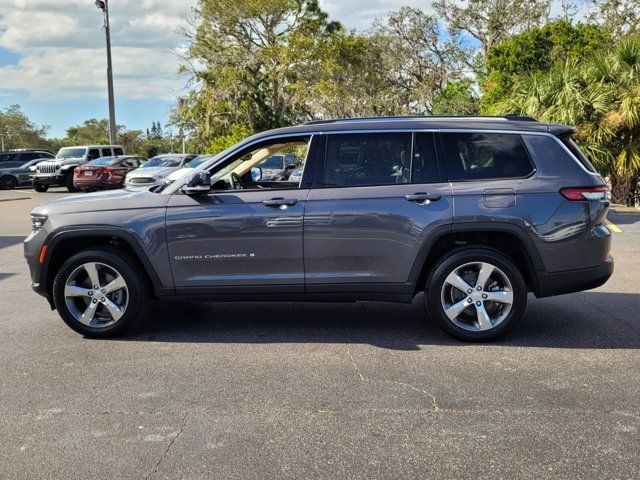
128,177 -> 154,184
37,164 -> 59,175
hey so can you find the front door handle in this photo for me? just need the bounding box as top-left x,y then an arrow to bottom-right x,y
262,198 -> 298,208
404,192 -> 442,203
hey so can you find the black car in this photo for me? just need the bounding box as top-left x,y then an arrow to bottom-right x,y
0,158 -> 50,189
0,150 -> 54,169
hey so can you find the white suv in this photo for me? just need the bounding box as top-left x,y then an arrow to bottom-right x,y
33,145 -> 125,192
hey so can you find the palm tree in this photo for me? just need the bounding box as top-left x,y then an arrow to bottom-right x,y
491,37 -> 640,204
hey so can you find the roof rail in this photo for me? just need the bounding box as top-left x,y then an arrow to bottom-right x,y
303,115 -> 539,125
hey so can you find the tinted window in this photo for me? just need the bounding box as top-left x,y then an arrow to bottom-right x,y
101,148 -> 113,157
19,153 -> 42,162
113,147 -> 124,156
559,136 -> 596,173
324,133 -> 412,186
87,149 -> 101,160
412,133 -> 440,183
0,153 -> 16,162
441,133 -> 534,181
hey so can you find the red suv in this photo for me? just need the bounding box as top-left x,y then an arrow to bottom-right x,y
73,156 -> 146,191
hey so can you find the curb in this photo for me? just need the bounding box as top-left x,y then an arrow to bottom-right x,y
0,197 -> 31,203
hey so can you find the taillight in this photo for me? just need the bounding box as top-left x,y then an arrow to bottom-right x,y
560,186 -> 608,201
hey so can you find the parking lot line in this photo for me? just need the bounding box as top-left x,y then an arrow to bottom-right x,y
606,220 -> 622,233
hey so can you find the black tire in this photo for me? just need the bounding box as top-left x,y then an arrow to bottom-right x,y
425,247 -> 527,342
33,182 -> 49,192
52,248 -> 148,338
0,175 -> 17,190
65,172 -> 79,192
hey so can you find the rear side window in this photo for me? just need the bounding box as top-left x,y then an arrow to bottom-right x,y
559,136 -> 596,173
101,148 -> 113,157
441,133 -> 534,181
324,133 -> 412,186
87,149 -> 101,160
113,147 -> 124,156
412,133 -> 441,183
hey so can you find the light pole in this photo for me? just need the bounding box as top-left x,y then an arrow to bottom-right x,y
95,0 -> 117,145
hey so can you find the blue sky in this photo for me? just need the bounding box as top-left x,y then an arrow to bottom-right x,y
0,0 -> 587,139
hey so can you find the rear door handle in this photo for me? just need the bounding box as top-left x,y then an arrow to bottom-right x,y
404,192 -> 442,203
262,198 -> 298,208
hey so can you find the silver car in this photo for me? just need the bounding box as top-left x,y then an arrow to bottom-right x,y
124,154 -> 196,190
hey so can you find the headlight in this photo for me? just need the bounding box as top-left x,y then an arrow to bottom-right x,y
31,214 -> 48,232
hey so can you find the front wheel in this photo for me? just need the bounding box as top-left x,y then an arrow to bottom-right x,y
52,249 -> 148,338
0,175 -> 17,190
425,248 -> 527,342
33,182 -> 49,192
65,172 -> 79,192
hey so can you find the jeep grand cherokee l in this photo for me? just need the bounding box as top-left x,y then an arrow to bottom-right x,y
24,116 -> 613,341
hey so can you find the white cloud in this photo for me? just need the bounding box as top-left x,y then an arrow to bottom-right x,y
0,0 -> 195,99
0,0 -> 590,101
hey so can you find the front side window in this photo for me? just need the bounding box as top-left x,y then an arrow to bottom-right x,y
208,136 -> 311,190
324,133 -> 412,187
441,133 -> 534,181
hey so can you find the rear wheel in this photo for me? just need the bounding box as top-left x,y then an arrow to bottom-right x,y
0,175 -> 17,190
52,249 -> 148,338
65,172 -> 79,192
425,248 -> 527,342
33,182 -> 48,192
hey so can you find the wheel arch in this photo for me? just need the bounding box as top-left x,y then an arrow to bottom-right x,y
41,227 -> 168,302
409,222 -> 543,295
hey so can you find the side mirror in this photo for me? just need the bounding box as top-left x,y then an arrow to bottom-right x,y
182,171 -> 211,195
251,166 -> 262,181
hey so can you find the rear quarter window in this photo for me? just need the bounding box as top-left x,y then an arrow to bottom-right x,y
559,136 -> 597,173
441,133 -> 535,181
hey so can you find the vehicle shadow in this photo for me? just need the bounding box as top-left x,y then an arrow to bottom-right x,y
118,291 -> 640,350
609,211 -> 640,225
0,236 -> 25,250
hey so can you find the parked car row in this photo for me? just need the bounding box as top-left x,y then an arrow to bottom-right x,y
0,143 -> 304,193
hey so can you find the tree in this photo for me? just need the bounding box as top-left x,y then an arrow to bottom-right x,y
590,0 -> 640,37
368,7 -> 471,115
492,38 -> 640,204
0,104 -> 50,151
431,81 -> 480,115
433,0 -> 551,69
481,20 -> 611,108
178,0 -> 340,148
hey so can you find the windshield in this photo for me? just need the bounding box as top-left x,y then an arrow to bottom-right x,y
143,156 -> 181,168
260,156 -> 284,169
56,148 -> 86,159
87,156 -> 118,166
185,155 -> 214,169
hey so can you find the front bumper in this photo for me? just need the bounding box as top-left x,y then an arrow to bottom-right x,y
32,174 -> 65,186
535,257 -> 614,298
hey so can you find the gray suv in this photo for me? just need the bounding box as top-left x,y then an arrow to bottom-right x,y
24,116 -> 613,341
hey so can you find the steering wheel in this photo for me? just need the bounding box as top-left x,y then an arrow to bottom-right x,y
230,172 -> 245,190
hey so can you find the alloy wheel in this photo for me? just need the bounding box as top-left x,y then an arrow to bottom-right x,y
64,262 -> 129,328
440,261 -> 514,332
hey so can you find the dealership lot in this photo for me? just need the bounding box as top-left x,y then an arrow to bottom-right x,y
1,188 -> 639,479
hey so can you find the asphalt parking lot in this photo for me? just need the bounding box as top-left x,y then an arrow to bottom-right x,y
0,187 -> 639,479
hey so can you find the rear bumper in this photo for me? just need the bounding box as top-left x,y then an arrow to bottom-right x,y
535,257 -> 614,298
74,177 -> 122,189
